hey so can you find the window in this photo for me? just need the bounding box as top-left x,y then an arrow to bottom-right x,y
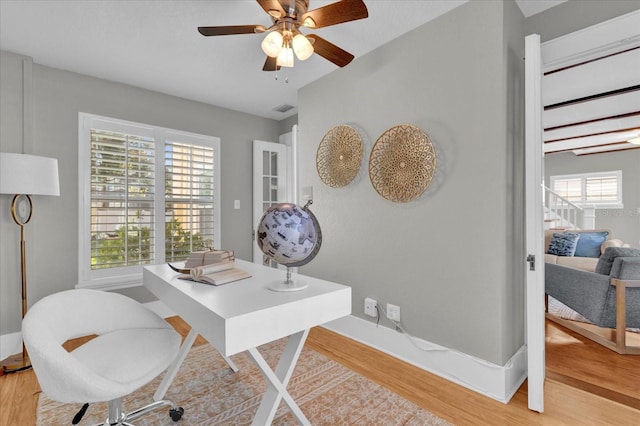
550,171 -> 623,209
78,113 -> 220,289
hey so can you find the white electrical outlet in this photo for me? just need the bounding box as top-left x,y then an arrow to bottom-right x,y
386,303 -> 400,322
364,297 -> 377,317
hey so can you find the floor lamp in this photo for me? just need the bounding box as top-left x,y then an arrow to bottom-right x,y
0,153 -> 59,374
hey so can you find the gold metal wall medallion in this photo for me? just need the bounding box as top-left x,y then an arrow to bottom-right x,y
316,125 -> 364,188
369,124 -> 436,203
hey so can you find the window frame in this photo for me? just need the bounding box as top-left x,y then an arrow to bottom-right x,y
77,113 -> 221,290
549,170 -> 623,209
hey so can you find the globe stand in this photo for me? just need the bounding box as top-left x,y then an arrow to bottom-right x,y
267,267 -> 308,292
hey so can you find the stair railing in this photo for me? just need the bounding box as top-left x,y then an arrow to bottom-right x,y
543,186 -> 596,229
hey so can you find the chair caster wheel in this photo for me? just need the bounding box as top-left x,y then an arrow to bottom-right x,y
169,406 -> 184,422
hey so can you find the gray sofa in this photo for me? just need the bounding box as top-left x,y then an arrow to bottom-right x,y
545,247 -> 640,354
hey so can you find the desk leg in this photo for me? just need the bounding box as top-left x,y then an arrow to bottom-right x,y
154,328 -> 198,401
154,328 -> 239,401
248,329 -> 311,426
221,353 -> 239,373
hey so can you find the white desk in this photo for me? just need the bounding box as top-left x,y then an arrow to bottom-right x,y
143,259 -> 351,425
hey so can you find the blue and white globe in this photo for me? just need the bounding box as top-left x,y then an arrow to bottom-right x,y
256,201 -> 322,268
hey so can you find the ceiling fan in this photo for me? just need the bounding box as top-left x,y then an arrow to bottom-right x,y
197,0 -> 369,71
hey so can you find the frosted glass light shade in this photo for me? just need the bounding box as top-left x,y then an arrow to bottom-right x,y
0,153 -> 60,196
277,47 -> 294,67
292,34 -> 313,61
261,31 -> 283,58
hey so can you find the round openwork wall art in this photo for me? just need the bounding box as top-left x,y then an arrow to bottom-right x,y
369,124 -> 436,203
316,125 -> 364,188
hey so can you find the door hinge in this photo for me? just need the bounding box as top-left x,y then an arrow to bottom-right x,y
526,254 -> 536,271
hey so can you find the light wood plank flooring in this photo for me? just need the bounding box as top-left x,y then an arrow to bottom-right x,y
1,318 -> 638,425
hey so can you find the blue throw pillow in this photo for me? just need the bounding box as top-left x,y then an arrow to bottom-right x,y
574,231 -> 609,258
547,232 -> 580,256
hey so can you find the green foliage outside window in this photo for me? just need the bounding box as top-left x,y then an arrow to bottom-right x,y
91,218 -> 204,268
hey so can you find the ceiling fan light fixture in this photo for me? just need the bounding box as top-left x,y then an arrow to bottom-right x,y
277,46 -> 294,68
292,34 -> 314,60
629,136 -> 640,145
261,31 -> 283,57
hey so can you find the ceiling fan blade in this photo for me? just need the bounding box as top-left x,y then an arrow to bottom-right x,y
302,0 -> 368,29
308,34 -> 354,67
263,56 -> 281,71
198,25 -> 266,36
257,0 -> 287,19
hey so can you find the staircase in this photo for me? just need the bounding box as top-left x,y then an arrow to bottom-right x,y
544,186 -> 596,230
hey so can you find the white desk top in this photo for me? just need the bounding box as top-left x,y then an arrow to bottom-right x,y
143,259 -> 351,356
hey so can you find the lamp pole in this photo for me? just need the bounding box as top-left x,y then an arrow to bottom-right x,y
1,194 -> 33,374
0,153 -> 59,375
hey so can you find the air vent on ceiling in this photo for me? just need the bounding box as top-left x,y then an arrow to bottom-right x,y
272,104 -> 295,113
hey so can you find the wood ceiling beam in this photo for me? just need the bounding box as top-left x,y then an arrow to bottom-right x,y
544,126 -> 640,144
544,140 -> 632,154
544,46 -> 640,76
544,111 -> 640,132
575,145 -> 640,156
544,85 -> 640,111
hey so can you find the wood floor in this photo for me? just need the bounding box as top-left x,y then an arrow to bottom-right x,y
1,318 -> 638,425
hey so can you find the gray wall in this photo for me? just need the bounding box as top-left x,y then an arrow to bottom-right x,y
278,114 -> 298,135
297,0 -> 525,365
545,151 -> 640,248
0,50 -> 280,334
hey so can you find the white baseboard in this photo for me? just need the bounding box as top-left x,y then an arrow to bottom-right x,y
322,315 -> 528,403
137,302 -> 529,402
0,332 -> 22,361
1,302 -> 527,403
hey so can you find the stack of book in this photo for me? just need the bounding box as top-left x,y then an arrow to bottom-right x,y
173,249 -> 250,286
184,249 -> 235,268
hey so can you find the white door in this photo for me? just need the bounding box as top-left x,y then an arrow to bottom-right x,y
280,124 -> 299,205
252,140 -> 288,266
524,33 -> 545,413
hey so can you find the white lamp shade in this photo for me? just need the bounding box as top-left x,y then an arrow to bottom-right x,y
292,34 -> 314,61
277,47 -> 294,67
261,31 -> 283,58
0,153 -> 60,196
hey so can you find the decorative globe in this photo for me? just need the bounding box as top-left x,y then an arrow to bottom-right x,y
256,201 -> 322,268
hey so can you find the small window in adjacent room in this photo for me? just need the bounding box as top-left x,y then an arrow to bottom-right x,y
78,113 -> 220,289
550,171 -> 623,209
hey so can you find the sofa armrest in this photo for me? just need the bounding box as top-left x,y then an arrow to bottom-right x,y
610,279 -> 640,353
610,257 -> 640,280
545,263 -> 611,325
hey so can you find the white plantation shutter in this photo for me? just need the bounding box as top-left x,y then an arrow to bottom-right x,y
79,114 -> 220,289
550,171 -> 622,208
91,129 -> 156,269
585,175 -> 618,203
551,177 -> 581,204
165,141 -> 215,262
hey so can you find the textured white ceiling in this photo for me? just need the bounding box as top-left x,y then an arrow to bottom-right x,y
0,1 -> 563,120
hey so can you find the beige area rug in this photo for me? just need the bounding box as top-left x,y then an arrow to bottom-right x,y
37,339 -> 452,425
548,296 -> 640,333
